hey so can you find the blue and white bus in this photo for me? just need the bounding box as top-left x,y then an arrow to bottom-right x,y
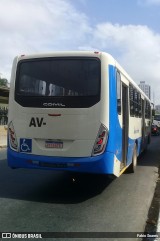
7,51 -> 151,177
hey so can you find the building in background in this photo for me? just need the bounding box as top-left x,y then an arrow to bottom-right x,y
138,81 -> 151,99
155,105 -> 160,114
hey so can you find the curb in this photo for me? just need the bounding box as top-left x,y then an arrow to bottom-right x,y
155,214 -> 160,240
142,165 -> 160,241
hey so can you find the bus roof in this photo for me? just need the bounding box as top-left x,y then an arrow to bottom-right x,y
16,51 -> 151,103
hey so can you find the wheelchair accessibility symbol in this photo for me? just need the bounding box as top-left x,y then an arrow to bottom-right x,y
20,139 -> 32,153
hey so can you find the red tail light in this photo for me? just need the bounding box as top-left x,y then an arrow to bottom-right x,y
92,124 -> 108,156
8,122 -> 18,150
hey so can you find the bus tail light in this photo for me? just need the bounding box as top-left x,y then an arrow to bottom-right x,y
8,122 -> 18,151
92,124 -> 108,156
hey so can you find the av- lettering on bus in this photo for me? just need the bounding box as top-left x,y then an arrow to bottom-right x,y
7,51 -> 152,177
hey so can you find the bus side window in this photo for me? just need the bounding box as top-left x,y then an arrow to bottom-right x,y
145,101 -> 150,119
145,100 -> 148,118
139,94 -> 142,118
129,84 -> 134,117
116,70 -> 121,115
134,89 -> 138,118
137,92 -> 141,118
149,105 -> 151,119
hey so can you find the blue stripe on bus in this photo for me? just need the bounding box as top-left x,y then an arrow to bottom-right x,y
107,65 -> 142,167
7,147 -> 115,174
107,65 -> 123,161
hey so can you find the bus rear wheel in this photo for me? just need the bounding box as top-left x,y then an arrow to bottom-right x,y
127,144 -> 137,173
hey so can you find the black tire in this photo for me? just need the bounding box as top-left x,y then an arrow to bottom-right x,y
127,144 -> 137,173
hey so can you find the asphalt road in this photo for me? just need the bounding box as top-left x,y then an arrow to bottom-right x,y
0,136 -> 159,241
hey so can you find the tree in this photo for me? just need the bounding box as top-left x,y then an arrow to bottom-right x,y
0,78 -> 8,87
152,109 -> 155,117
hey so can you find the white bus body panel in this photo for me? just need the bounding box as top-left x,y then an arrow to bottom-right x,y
9,104 -> 101,157
8,52 -> 112,158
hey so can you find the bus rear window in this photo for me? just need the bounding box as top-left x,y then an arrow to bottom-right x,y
16,58 -> 100,97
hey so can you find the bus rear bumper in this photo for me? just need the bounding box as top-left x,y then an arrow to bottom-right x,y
7,148 -> 115,175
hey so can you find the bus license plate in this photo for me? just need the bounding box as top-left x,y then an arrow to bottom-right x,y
45,141 -> 63,149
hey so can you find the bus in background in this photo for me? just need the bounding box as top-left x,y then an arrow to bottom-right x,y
7,51 -> 152,177
153,114 -> 160,128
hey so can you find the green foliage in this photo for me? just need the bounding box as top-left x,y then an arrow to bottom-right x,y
152,109 -> 155,117
0,78 -> 8,87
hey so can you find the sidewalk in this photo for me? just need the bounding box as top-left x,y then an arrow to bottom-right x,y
0,125 -> 7,148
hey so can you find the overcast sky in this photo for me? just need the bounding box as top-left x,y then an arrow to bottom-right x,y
0,0 -> 160,103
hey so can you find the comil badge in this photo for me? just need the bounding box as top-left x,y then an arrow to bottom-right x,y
20,139 -> 32,153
